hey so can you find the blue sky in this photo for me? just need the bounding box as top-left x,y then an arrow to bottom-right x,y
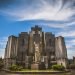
0,0 -> 75,59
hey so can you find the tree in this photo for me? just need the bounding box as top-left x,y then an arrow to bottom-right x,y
0,57 -> 4,70
52,64 -> 65,71
9,64 -> 23,71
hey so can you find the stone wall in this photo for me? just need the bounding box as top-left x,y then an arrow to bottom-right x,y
4,36 -> 17,68
55,36 -> 68,68
16,32 -> 29,66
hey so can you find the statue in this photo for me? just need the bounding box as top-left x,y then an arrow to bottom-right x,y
34,42 -> 40,63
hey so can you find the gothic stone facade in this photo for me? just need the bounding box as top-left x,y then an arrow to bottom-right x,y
4,25 -> 68,69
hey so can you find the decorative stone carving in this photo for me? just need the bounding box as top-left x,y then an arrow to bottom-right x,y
34,42 -> 40,63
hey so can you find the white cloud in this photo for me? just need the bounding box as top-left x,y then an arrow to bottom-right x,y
56,30 -> 75,59
0,37 -> 8,58
0,0 -> 75,22
66,39 -> 75,49
40,21 -> 75,28
0,0 -> 75,29
0,0 -> 75,59
16,7 -> 74,21
67,50 -> 75,59
0,49 -> 5,58
66,39 -> 75,44
67,41 -> 75,58
56,30 -> 75,37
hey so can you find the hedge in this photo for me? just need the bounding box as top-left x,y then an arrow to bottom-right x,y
9,64 -> 23,71
52,64 -> 65,71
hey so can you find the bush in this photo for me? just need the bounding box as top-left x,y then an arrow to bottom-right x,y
52,64 -> 65,71
0,58 -> 4,70
9,64 -> 23,71
18,66 -> 23,71
9,64 -> 17,71
0,62 -> 4,70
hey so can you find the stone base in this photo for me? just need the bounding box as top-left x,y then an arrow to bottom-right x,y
31,63 -> 39,70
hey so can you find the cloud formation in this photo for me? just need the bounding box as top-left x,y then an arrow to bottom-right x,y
0,0 -> 75,59
0,0 -> 75,21
57,30 -> 75,37
56,29 -> 75,59
0,37 -> 8,58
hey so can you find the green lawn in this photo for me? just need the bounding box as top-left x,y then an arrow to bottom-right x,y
13,69 -> 63,72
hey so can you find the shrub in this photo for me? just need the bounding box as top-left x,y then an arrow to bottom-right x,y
9,64 -> 23,71
9,64 -> 17,71
18,66 -> 23,71
0,62 -> 4,70
0,57 -> 4,70
52,64 -> 65,71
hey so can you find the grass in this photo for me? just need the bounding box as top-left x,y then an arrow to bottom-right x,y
12,69 -> 63,72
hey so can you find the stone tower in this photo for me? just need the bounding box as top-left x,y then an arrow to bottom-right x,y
55,36 -> 68,68
4,36 -> 18,68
